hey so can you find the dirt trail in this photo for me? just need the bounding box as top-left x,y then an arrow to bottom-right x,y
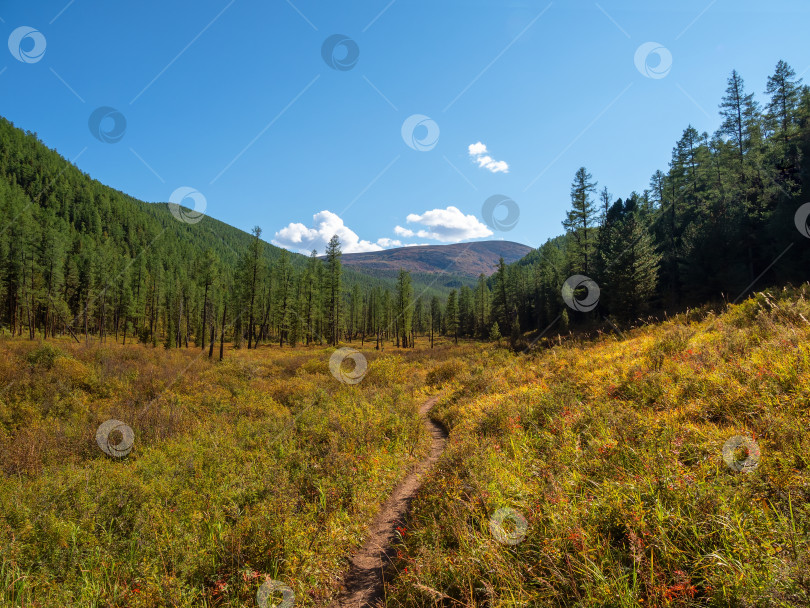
327,394 -> 447,608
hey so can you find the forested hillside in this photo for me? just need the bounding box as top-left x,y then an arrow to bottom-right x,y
0,117 -> 438,348
483,60 -> 810,343
1,60 -> 808,353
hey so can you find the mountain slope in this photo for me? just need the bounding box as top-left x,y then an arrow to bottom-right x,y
0,116 -> 425,300
339,241 -> 532,278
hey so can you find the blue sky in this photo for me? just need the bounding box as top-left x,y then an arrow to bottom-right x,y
2,0 -> 809,253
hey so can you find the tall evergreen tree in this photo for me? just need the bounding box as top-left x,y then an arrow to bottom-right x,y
765,60 -> 803,143
395,269 -> 413,347
562,167 -> 598,274
719,69 -> 761,164
245,226 -> 263,349
445,289 -> 459,345
598,195 -> 661,320
324,235 -> 342,345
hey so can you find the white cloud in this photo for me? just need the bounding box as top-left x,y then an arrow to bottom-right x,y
400,206 -> 493,242
376,238 -> 403,248
376,238 -> 432,249
468,141 -> 488,156
468,141 -> 509,173
273,210 -> 383,254
394,225 -> 415,237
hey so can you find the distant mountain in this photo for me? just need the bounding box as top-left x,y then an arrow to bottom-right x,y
338,241 -> 533,278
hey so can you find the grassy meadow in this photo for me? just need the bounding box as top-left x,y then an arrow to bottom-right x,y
1,286 -> 809,607
0,336 -> 445,607
383,286 -> 810,607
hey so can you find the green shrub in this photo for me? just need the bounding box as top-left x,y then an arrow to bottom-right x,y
426,360 -> 463,387
25,343 -> 66,369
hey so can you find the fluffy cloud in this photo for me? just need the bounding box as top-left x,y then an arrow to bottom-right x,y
273,210 -> 383,254
396,206 -> 493,243
394,226 -> 415,238
468,141 -> 509,173
376,238 -> 431,248
376,238 -> 403,248
468,141 -> 487,156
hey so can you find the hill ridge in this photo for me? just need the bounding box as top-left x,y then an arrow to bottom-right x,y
336,241 -> 532,278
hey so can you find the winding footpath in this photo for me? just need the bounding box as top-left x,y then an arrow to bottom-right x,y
327,395 -> 447,608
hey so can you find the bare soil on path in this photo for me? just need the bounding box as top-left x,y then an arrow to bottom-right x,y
326,394 -> 447,608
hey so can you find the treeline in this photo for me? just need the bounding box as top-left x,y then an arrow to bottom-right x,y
226,231 -> 450,350
1,60 -> 808,351
447,59 -> 810,344
0,116 -> 409,350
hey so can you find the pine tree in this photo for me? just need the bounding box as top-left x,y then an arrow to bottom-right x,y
348,283 -> 361,342
245,226 -> 263,349
562,167 -> 598,274
491,257 -> 512,333
458,285 -> 473,337
719,69 -> 761,164
474,273 -> 489,338
599,195 -> 661,320
324,235 -> 342,345
198,249 -> 218,349
765,60 -> 803,143
303,250 -> 321,345
275,248 -> 292,347
395,269 -> 413,348
429,295 -> 440,349
445,289 -> 459,345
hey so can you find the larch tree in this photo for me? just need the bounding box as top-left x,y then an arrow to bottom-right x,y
445,289 -> 459,345
324,235 -> 342,345
395,269 -> 413,348
562,167 -> 598,274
